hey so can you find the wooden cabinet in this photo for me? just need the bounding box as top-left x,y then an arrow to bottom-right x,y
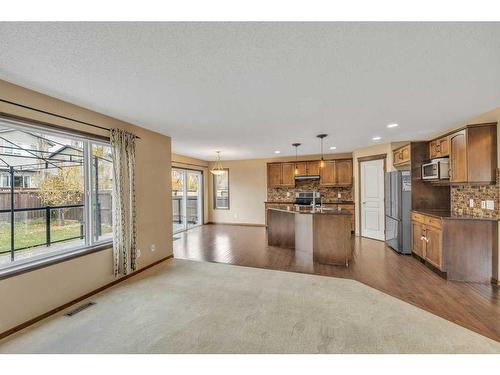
393,144 -> 411,167
411,221 -> 425,258
281,163 -> 295,187
335,160 -> 353,186
267,162 -> 296,187
449,129 -> 467,183
295,162 -> 307,176
425,226 -> 442,269
306,161 -> 320,176
411,211 -> 497,283
267,163 -> 282,187
319,159 -> 353,186
441,123 -> 497,184
322,203 -> 355,232
429,136 -> 450,159
267,158 -> 354,187
411,212 -> 443,271
319,160 -> 336,185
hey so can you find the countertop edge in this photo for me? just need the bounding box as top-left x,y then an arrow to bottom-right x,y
411,209 -> 498,221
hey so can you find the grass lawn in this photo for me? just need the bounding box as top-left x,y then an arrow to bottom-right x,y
0,218 -> 112,255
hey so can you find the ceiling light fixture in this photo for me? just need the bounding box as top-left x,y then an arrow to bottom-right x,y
292,143 -> 301,175
329,146 -> 337,150
387,123 -> 399,128
274,150 -> 281,154
210,151 -> 225,175
316,134 -> 328,168
372,136 -> 382,141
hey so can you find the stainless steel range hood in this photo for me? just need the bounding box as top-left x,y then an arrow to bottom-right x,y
294,175 -> 320,180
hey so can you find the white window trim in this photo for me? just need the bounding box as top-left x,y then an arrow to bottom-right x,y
0,117 -> 114,274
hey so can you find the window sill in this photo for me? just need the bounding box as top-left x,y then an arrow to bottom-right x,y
0,242 -> 113,281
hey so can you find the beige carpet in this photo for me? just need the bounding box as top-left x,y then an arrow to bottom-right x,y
1,259 -> 499,353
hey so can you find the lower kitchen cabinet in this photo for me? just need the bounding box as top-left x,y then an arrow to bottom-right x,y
411,213 -> 443,270
411,211 -> 497,283
424,226 -> 443,270
411,221 -> 425,258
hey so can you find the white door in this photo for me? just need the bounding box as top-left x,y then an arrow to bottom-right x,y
360,159 -> 385,240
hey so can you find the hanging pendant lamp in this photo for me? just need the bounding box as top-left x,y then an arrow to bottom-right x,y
211,151 -> 225,175
292,143 -> 301,175
316,134 -> 328,168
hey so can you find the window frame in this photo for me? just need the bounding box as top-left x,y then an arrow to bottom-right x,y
213,168 -> 230,210
0,117 -> 114,278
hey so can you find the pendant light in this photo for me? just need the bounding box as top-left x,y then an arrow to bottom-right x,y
210,151 -> 225,175
292,143 -> 301,175
316,134 -> 328,168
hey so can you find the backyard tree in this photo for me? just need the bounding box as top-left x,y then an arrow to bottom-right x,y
37,166 -> 84,225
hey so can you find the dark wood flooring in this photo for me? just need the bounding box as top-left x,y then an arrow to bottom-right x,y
173,224 -> 500,343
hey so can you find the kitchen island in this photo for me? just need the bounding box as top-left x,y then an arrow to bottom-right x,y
267,206 -> 353,266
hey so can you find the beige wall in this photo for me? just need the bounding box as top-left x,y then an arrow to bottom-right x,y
0,79 -> 173,333
172,153 -> 210,224
207,153 -> 351,225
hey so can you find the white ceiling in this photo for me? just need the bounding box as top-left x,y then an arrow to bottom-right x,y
0,22 -> 499,161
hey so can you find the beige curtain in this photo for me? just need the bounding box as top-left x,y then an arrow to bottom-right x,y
110,128 -> 137,276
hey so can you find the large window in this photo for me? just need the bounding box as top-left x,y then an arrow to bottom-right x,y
213,169 -> 229,210
0,118 -> 113,271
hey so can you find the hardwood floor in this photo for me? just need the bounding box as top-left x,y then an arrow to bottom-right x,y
173,224 -> 500,343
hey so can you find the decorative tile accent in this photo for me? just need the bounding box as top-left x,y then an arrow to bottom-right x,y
450,169 -> 499,219
267,179 -> 353,203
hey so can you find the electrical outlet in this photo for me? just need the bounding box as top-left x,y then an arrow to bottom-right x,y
481,201 -> 486,209
337,192 -> 341,199
234,213 -> 238,219
150,244 -> 156,252
137,249 -> 141,258
486,200 -> 495,210
286,192 -> 290,197
469,199 -> 474,208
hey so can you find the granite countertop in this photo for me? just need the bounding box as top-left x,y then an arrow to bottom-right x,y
268,206 -> 353,215
412,209 -> 498,221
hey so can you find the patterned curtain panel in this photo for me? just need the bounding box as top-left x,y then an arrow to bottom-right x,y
110,128 -> 137,276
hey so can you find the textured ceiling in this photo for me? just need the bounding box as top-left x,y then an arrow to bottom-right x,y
0,22 -> 499,160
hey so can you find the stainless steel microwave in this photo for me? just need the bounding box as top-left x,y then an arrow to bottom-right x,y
422,158 -> 450,180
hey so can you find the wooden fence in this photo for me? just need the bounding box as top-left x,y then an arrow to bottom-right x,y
0,189 -> 112,224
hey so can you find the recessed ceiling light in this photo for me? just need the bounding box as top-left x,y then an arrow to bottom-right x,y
274,150 -> 281,154
329,146 -> 337,150
387,123 -> 399,128
372,136 -> 382,141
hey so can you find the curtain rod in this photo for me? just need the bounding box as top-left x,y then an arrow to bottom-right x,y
0,98 -> 140,139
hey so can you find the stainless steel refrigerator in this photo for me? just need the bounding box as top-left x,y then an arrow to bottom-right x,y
385,170 -> 411,254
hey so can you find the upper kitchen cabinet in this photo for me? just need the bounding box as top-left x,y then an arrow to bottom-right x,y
429,136 -> 450,159
449,123 -> 497,184
295,162 -> 308,176
320,159 -> 353,186
267,163 -> 282,187
335,159 -> 353,186
267,162 -> 295,187
306,161 -> 321,176
319,160 -> 336,185
393,144 -> 411,167
281,162 -> 295,186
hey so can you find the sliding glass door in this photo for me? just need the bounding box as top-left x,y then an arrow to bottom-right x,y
172,168 -> 203,233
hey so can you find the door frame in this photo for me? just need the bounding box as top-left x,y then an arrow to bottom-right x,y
172,167 -> 204,234
357,153 -> 386,241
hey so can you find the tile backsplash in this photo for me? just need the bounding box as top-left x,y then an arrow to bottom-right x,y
267,179 -> 353,203
450,169 -> 499,219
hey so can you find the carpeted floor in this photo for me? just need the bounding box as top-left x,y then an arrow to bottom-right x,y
1,258 -> 499,353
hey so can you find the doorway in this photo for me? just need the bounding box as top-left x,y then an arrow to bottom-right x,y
359,157 -> 385,240
172,168 -> 203,233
